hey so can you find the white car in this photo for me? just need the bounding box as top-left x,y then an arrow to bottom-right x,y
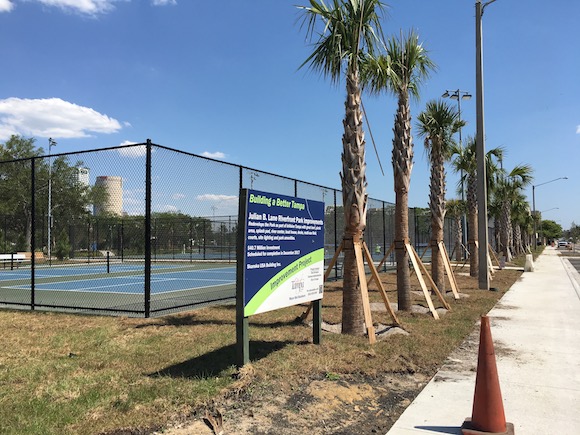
558,240 -> 569,248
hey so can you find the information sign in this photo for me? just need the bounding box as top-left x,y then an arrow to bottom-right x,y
239,189 -> 325,316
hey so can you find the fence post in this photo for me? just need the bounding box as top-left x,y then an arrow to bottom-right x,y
30,158 -> 36,310
120,220 -> 124,262
144,140 -> 152,317
382,201 -> 387,271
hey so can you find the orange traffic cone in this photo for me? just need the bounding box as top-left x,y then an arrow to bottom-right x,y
462,316 -> 514,435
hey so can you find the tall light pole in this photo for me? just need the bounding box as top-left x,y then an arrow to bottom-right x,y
442,89 -> 472,257
475,0 -> 496,290
47,137 -> 57,264
532,177 -> 567,247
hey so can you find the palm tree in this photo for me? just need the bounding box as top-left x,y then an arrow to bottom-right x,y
299,0 -> 386,335
416,100 -> 463,292
445,199 -> 466,262
494,164 -> 533,262
510,193 -> 531,256
362,31 -> 435,311
451,138 -> 503,276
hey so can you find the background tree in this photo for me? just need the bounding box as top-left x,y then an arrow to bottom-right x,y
416,99 -> 462,292
46,156 -> 95,254
54,227 -> 71,260
494,164 -> 533,261
451,138 -> 503,276
299,0 -> 387,334
566,222 -> 580,243
361,30 -> 435,311
0,136 -> 42,250
0,135 -> 100,253
539,219 -> 562,243
509,192 -> 530,256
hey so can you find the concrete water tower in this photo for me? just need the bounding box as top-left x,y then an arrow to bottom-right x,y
93,176 -> 123,216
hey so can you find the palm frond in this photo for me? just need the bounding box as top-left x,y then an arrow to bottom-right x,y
298,0 -> 387,84
416,99 -> 462,161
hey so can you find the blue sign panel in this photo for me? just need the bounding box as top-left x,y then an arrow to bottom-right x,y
241,189 -> 325,316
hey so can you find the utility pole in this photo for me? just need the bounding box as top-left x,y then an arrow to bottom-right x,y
476,1 -> 495,289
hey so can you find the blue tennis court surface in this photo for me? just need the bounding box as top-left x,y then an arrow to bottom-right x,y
0,262 -> 187,281
1,265 -> 235,294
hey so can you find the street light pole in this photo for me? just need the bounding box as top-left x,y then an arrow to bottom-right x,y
47,138 -> 57,265
442,89 -> 472,258
531,177 -> 567,247
475,0 -> 496,290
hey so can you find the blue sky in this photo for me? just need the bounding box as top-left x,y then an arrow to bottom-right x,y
0,0 -> 578,229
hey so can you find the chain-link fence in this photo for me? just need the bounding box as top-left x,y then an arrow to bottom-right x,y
0,141 -> 461,317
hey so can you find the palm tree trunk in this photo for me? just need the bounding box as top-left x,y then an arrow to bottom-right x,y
393,92 -> 413,311
340,69 -> 367,336
429,141 -> 445,292
467,175 -> 478,277
513,223 -> 523,255
500,200 -> 512,262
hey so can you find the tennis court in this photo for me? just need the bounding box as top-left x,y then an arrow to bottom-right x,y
0,260 -> 236,316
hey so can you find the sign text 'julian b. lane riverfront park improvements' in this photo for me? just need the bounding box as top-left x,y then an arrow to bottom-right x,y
236,189 -> 325,365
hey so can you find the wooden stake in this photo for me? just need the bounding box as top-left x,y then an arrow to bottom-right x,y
375,242 -> 395,273
488,244 -> 500,268
439,242 -> 460,300
302,239 -> 401,342
354,240 -> 376,344
405,243 -> 439,319
409,246 -> 451,311
419,244 -> 429,260
362,241 -> 400,326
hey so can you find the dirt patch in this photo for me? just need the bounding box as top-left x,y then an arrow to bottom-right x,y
154,373 -> 429,435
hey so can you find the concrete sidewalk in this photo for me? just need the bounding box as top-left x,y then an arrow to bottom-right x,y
387,246 -> 580,434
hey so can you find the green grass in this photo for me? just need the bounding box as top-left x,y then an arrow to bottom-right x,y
0,262 -> 523,434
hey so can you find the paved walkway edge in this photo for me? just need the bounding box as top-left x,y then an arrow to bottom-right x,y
386,247 -> 580,434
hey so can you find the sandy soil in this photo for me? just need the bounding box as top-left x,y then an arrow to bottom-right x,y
154,370 -> 430,435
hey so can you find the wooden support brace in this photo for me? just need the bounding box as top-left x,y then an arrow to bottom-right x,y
419,244 -> 429,261
362,241 -> 400,326
410,246 -> 451,311
439,242 -> 460,300
374,242 -> 395,275
405,243 -> 439,319
354,240 -> 376,344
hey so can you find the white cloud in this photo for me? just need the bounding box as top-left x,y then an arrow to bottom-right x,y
152,0 -> 176,5
172,193 -> 186,200
0,1 -> 176,15
0,97 -> 123,140
201,151 -> 227,159
117,141 -> 149,158
35,0 -> 116,15
196,194 -> 238,202
0,0 -> 14,13
576,125 -> 580,134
